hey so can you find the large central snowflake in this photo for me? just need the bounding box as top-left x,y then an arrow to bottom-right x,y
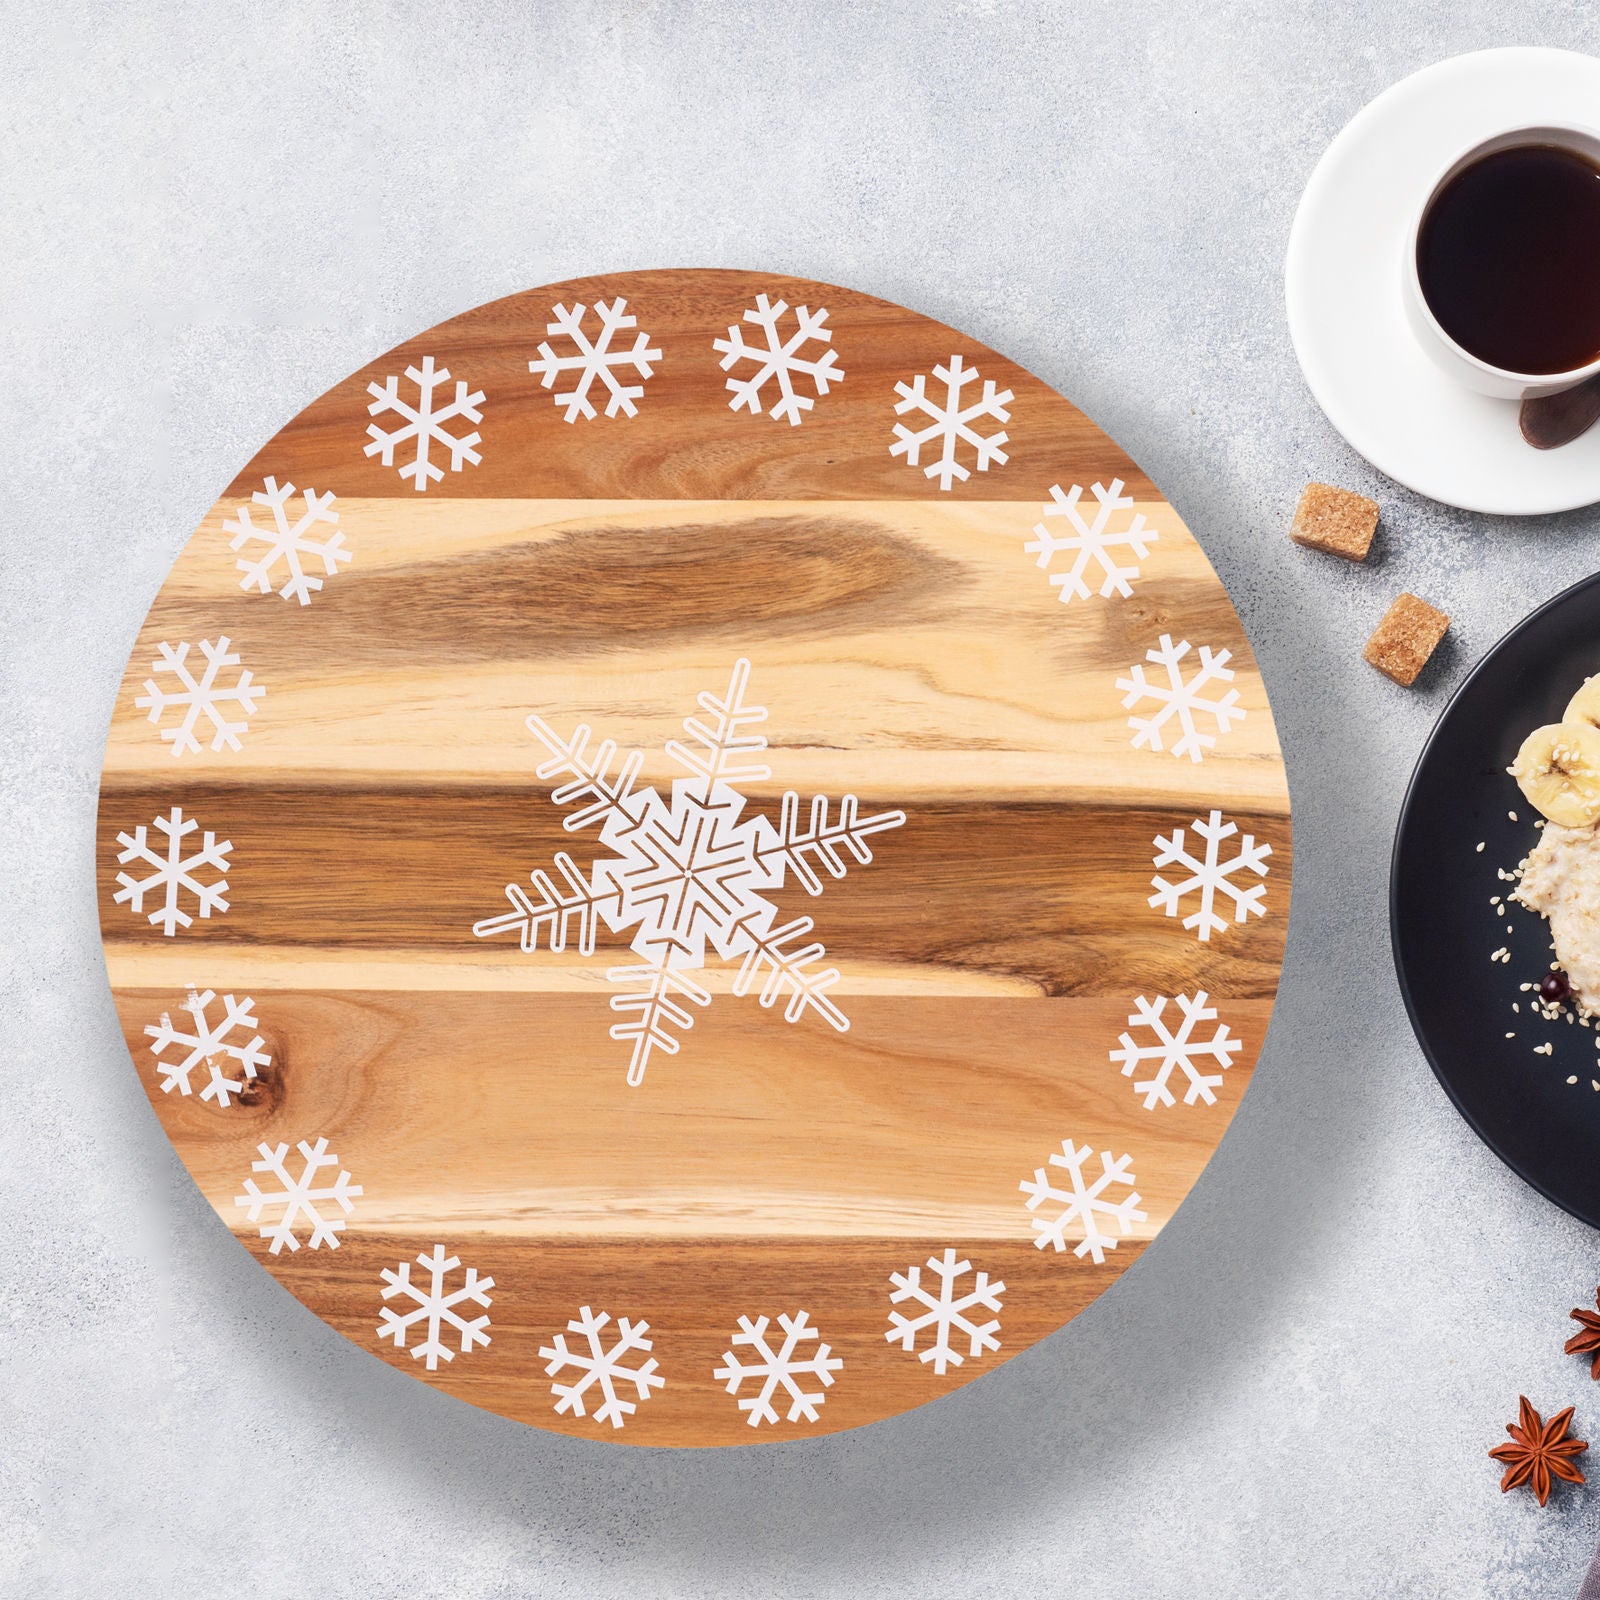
475,659 -> 906,1085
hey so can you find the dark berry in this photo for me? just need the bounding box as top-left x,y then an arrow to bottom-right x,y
1540,972 -> 1573,1005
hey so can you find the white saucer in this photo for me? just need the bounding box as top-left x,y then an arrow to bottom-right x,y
1285,47 -> 1600,516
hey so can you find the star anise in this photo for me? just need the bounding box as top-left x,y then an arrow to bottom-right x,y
1489,1397 -> 1587,1505
1567,1291 -> 1600,1379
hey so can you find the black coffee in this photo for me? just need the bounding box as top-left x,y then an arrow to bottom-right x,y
1417,144 -> 1600,375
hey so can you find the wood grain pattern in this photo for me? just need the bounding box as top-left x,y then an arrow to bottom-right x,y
98,269 -> 1290,1446
226,271 -> 1156,503
248,1234 -> 1147,1446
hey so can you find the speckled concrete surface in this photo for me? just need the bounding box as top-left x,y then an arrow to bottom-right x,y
7,5 -> 1600,1596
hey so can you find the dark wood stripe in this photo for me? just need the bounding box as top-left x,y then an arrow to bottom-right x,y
245,1232 -> 1148,1445
226,269 -> 1156,503
100,786 -> 1291,997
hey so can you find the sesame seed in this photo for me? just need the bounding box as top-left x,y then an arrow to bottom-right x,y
1570,1076 -> 1580,1085
1510,810 -> 1519,821
1477,841 -> 1486,853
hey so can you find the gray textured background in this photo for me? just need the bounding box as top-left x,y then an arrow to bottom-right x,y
7,4 -> 1600,1595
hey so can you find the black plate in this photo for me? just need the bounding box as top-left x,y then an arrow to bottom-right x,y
1392,571 -> 1600,1230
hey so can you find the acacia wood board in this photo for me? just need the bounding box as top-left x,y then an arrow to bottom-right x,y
98,269 -> 1291,1446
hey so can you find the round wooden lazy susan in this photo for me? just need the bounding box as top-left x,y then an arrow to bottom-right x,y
98,269 -> 1291,1445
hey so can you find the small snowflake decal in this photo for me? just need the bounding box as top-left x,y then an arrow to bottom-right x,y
1024,479 -> 1157,602
890,354 -> 1012,491
113,806 -> 231,937
135,637 -> 265,757
474,658 -> 905,1085
233,1137 -> 362,1254
1117,635 -> 1246,762
144,988 -> 269,1106
714,1310 -> 843,1428
1111,992 -> 1241,1110
1150,809 -> 1271,941
365,355 -> 485,490
1021,1139 -> 1147,1264
529,299 -> 662,423
226,477 -> 350,605
885,1248 -> 1005,1375
713,294 -> 843,425
378,1245 -> 494,1371
539,1305 -> 665,1429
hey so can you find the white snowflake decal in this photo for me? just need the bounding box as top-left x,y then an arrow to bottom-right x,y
144,988 -> 270,1106
135,637 -> 265,757
113,806 -> 231,937
1150,809 -> 1271,942
529,298 -> 662,423
885,1248 -> 1005,1375
890,353 -> 1012,491
1117,635 -> 1245,762
365,355 -> 485,490
233,1137 -> 362,1254
713,293 -> 843,425
1024,478 -> 1157,602
225,477 -> 350,605
539,1305 -> 665,1430
1111,992 -> 1241,1110
378,1244 -> 494,1372
714,1310 -> 842,1428
1020,1139 -> 1147,1264
474,658 -> 906,1085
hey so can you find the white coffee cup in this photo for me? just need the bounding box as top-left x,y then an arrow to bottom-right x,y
1404,123 -> 1600,401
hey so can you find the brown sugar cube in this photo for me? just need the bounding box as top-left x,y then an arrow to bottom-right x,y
1290,482 -> 1379,561
1363,592 -> 1450,686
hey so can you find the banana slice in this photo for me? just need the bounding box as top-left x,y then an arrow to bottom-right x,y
1512,721 -> 1600,827
1565,672 -> 1600,732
